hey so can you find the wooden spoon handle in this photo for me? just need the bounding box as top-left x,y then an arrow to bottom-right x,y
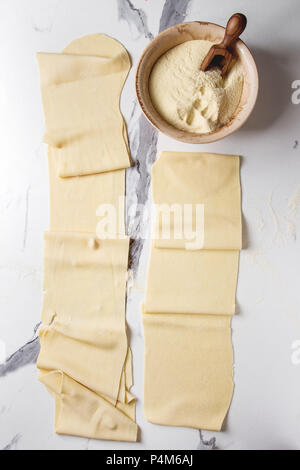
221,13 -> 247,48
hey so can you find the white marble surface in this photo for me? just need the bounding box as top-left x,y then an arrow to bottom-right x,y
0,0 -> 300,451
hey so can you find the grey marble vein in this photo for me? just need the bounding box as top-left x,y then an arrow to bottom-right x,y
123,0 -> 218,450
117,0 -> 153,39
159,0 -> 191,32
125,0 -> 192,274
2,434 -> 22,451
197,430 -> 217,450
127,116 -> 158,272
293,140 -> 298,149
0,325 -> 40,378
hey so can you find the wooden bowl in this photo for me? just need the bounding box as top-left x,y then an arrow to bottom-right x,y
136,21 -> 259,144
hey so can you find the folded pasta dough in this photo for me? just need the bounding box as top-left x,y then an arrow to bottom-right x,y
39,370 -> 137,442
38,232 -> 129,405
143,151 -> 242,432
37,35 -> 131,177
153,151 -> 241,250
145,248 -> 239,315
143,313 -> 233,431
41,232 -> 129,326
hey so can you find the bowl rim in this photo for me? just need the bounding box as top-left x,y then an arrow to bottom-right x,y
135,20 -> 259,144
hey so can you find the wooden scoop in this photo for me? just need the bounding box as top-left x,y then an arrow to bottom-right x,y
200,13 -> 247,77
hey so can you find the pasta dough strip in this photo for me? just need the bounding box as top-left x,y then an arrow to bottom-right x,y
37,34 -> 137,442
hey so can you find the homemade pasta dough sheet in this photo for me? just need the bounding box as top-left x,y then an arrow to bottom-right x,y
39,233 -> 129,405
48,147 -> 126,234
37,34 -> 137,442
38,369 -> 137,442
37,35 -> 131,177
143,151 -> 241,432
145,247 -> 239,315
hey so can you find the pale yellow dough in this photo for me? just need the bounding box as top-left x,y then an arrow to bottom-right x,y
39,233 -> 130,405
145,247 -> 239,315
48,147 -> 126,234
37,35 -> 131,177
149,40 -> 244,134
37,35 -> 137,442
39,369 -> 137,442
143,314 -> 234,431
153,152 -> 242,250
143,151 -> 241,431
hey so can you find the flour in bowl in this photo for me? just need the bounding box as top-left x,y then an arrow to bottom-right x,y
149,40 -> 244,134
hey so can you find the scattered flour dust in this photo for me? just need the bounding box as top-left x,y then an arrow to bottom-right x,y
285,217 -> 297,241
266,190 -> 298,244
242,251 -> 273,272
288,187 -> 300,218
255,209 -> 265,232
126,268 -> 135,293
268,192 -> 280,242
